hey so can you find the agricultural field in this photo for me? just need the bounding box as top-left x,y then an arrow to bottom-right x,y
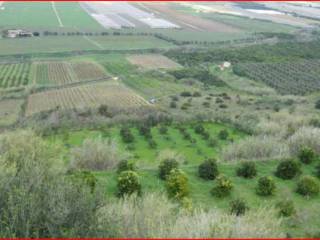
127,54 -> 181,70
33,61 -> 109,86
25,82 -> 150,116
233,60 -> 320,95
0,2 -> 103,30
0,99 -> 23,126
0,62 -> 31,88
0,36 -> 175,56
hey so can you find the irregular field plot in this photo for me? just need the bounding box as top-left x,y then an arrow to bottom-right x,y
0,62 -> 31,88
127,54 -> 181,70
34,61 -> 108,85
235,60 -> 320,95
26,82 -> 149,116
0,99 -> 23,126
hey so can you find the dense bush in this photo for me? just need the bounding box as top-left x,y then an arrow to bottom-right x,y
316,164 -> 320,178
198,158 -> 219,180
288,127 -> 320,156
230,198 -> 249,216
170,101 -> 177,108
315,99 -> 320,110
166,169 -> 189,200
98,104 -> 112,117
222,136 -> 289,162
296,175 -> 319,196
139,125 -> 151,138
276,199 -> 296,217
275,160 -> 301,180
211,175 -> 233,198
120,127 -> 135,143
159,126 -> 168,135
194,124 -> 205,135
218,129 -> 229,140
117,171 -> 141,197
298,147 -> 316,164
71,171 -> 98,193
117,160 -> 136,174
159,159 -> 179,180
236,162 -> 257,179
256,176 -> 276,196
208,138 -> 218,148
69,138 -> 126,171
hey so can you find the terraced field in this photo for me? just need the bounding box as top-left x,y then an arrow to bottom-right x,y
26,82 -> 150,116
0,62 -> 31,88
33,61 -> 109,86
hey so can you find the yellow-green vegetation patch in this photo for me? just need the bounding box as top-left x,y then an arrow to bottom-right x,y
0,99 -> 23,126
127,54 -> 182,70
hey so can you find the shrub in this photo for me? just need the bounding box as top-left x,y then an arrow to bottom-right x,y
71,171 -> 98,193
222,136 -> 289,162
276,199 -> 296,217
296,175 -> 319,196
170,101 -> 177,108
139,125 -> 151,138
120,127 -> 134,143
198,158 -> 219,180
193,91 -> 201,97
315,99 -> 320,109
208,138 -> 218,148
159,126 -> 168,135
230,198 -> 249,216
211,175 -> 233,198
166,169 -> 189,200
148,139 -> 157,149
69,138 -> 127,171
275,160 -> 301,180
236,162 -> 257,179
256,176 -> 276,196
117,171 -> 141,197
194,124 -> 205,135
159,158 -> 179,180
218,129 -> 229,140
288,127 -> 320,156
298,147 -> 316,164
180,91 -> 192,97
98,104 -> 112,117
117,160 -> 136,174
316,164 -> 320,178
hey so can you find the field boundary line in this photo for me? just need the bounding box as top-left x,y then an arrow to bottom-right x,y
51,2 -> 64,27
34,76 -> 114,93
82,35 -> 105,50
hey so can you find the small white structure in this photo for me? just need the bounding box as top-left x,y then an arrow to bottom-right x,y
218,61 -> 231,71
4,29 -> 33,38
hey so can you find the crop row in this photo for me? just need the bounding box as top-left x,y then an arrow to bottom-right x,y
233,60 -> 320,95
0,63 -> 31,88
26,83 -> 149,116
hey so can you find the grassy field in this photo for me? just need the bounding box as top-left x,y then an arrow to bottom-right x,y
0,99 -> 23,126
0,36 -> 175,56
0,2 -> 102,30
47,122 -> 320,237
0,2 -> 60,28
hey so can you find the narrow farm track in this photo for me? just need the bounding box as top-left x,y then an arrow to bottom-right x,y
51,1 -> 64,27
82,35 -> 104,50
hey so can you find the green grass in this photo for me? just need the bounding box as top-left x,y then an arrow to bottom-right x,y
48,122 -> 244,168
0,2 -> 61,28
54,2 -> 104,31
0,36 -> 175,56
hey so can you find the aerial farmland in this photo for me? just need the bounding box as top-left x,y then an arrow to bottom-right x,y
1,1 -> 320,238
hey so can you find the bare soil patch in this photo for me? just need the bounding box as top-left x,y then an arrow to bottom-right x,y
127,54 -> 181,70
